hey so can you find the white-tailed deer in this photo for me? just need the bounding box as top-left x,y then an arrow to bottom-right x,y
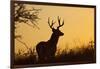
36,16 -> 64,63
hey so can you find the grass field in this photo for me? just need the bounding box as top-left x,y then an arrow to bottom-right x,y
14,41 -> 95,65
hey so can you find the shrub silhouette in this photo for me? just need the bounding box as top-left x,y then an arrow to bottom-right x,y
14,48 -> 37,65
14,41 -> 95,65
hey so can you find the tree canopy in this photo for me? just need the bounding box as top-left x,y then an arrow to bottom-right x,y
14,3 -> 41,49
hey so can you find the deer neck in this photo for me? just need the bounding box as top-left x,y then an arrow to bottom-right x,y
48,33 -> 59,46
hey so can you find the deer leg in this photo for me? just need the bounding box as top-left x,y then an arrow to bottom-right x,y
38,54 -> 46,63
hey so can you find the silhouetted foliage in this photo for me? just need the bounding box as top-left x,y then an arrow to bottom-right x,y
14,3 -> 41,38
15,48 -> 37,65
14,3 -> 41,29
14,3 -> 41,48
14,41 -> 95,65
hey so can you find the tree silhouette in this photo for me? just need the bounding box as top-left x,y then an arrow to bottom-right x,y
14,3 -> 41,49
14,3 -> 41,30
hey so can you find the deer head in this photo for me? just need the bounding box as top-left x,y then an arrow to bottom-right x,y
48,16 -> 64,36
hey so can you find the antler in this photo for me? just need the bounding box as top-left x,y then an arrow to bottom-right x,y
57,16 -> 64,29
48,17 -> 55,29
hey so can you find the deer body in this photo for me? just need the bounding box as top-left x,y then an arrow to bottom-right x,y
36,17 -> 64,62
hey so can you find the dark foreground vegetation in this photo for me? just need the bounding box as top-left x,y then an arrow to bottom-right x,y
14,41 -> 95,65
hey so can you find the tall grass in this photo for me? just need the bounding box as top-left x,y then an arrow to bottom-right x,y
14,41 -> 95,65
55,44 -> 95,63
14,48 -> 37,65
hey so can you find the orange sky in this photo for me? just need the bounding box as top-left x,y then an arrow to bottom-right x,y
15,4 -> 95,53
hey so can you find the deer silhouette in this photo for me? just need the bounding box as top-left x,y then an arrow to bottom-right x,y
36,16 -> 64,63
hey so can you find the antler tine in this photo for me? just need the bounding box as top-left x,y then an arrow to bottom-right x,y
58,16 -> 61,26
48,17 -> 55,29
48,17 -> 51,27
57,16 -> 64,29
61,20 -> 64,26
